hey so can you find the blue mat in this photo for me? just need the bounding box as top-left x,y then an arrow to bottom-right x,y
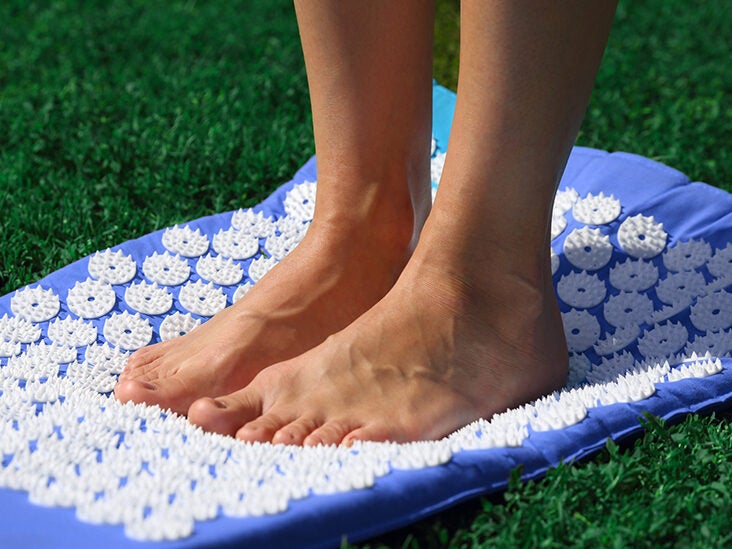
1,83 -> 731,548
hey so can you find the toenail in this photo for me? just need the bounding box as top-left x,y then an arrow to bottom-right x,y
139,381 -> 157,391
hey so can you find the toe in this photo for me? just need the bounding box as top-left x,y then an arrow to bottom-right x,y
121,351 -> 171,383
235,411 -> 294,443
114,378 -> 158,404
120,356 -> 162,381
303,419 -> 357,447
188,389 -> 264,437
123,343 -> 165,372
114,375 -> 194,416
272,417 -> 322,446
342,424 -> 397,445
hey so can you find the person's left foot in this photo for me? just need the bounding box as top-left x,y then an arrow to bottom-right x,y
187,242 -> 568,445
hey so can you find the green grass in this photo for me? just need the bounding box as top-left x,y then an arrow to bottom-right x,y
1,0 -> 731,547
0,0 -> 313,293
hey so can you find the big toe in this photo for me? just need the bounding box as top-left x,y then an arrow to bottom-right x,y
114,377 -> 191,416
114,378 -> 159,405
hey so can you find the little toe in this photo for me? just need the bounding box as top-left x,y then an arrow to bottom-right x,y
188,390 -> 264,437
342,424 -> 397,445
272,417 -> 322,446
303,420 -> 358,447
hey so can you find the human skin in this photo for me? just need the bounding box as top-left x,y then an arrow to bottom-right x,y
118,0 -> 617,445
114,1 -> 434,415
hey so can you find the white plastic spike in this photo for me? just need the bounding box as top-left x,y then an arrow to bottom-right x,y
159,313 -> 202,342
557,271 -> 607,309
662,239 -> 712,272
603,291 -> 654,328
142,252 -> 190,286
47,317 -> 98,347
283,181 -> 317,222
0,314 -> 41,344
655,271 -> 706,307
586,351 -> 636,384
650,302 -> 690,324
265,231 -> 305,261
0,339 -> 21,357
275,215 -> 310,242
162,225 -> 210,258
667,355 -> 723,382
103,312 -> 153,351
703,274 -> 732,295
196,254 -> 244,286
88,249 -> 137,284
572,192 -> 621,225
178,281 -> 227,317
637,322 -> 688,360
7,354 -> 60,382
124,281 -> 173,315
25,341 -> 77,364
553,187 -> 579,216
593,324 -> 640,356
212,229 -> 259,260
689,290 -> 732,332
66,278 -> 116,319
684,330 -> 732,358
617,214 -> 667,259
10,286 -> 61,323
248,256 -> 278,283
84,343 -> 129,375
566,353 -> 592,387
551,214 -> 567,240
609,258 -> 659,292
561,309 -> 601,352
232,282 -> 253,303
264,216 -> 310,261
707,243 -> 732,278
550,248 -> 560,276
230,209 -> 275,238
563,227 -> 613,271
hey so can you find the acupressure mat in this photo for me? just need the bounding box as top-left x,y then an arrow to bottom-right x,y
2,84 -> 732,548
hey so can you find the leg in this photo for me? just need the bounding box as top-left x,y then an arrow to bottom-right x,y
189,0 -> 618,444
114,0 -> 434,415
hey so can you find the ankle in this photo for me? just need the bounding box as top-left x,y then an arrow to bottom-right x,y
419,200 -> 555,291
310,183 -> 429,263
407,241 -> 559,338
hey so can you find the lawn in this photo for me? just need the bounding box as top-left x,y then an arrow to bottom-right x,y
1,0 -> 731,547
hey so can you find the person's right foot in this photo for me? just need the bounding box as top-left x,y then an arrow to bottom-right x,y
114,211 -> 419,416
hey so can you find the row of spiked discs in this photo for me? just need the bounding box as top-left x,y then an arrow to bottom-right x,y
4,183 -> 318,359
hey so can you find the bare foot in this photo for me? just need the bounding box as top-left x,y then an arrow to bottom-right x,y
114,209 -> 421,415
187,239 -> 568,445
